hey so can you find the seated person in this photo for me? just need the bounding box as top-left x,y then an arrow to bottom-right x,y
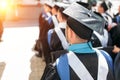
41,2 -> 114,80
48,7 -> 69,62
35,2 -> 55,64
50,7 -> 69,51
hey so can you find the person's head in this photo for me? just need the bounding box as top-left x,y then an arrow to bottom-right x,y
65,17 -> 93,44
57,7 -> 68,23
98,1 -> 112,13
98,2 -> 107,13
52,5 -> 60,15
63,2 -> 105,44
44,3 -> 53,13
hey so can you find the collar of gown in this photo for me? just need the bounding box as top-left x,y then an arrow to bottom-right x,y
68,42 -> 95,54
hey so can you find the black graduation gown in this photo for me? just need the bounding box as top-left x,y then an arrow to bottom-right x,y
41,19 -> 54,64
41,52 -> 115,80
90,33 -> 102,47
33,12 -> 45,52
105,25 -> 120,60
50,28 -> 65,51
50,28 -> 66,62
114,52 -> 120,80
90,30 -> 112,48
34,12 -> 54,62
109,24 -> 120,47
35,12 -> 55,64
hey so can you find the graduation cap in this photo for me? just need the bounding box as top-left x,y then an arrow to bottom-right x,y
55,2 -> 70,9
76,1 -> 90,10
63,2 -> 105,40
44,1 -> 54,7
100,1 -> 112,12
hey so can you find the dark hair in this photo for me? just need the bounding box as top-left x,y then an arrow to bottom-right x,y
53,5 -> 60,11
67,17 -> 93,40
100,1 -> 112,12
44,3 -> 52,9
58,7 -> 68,19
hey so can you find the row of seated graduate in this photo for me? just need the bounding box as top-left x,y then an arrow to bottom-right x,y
32,1 -> 120,80
33,1 -> 120,64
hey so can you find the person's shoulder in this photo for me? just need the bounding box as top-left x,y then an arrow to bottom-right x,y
41,62 -> 60,80
114,13 -> 119,17
51,50 -> 68,62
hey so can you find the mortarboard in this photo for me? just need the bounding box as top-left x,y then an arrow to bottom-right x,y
44,1 -> 54,7
101,1 -> 108,12
76,1 -> 90,10
63,2 -> 105,40
55,2 -> 70,9
100,1 -> 112,12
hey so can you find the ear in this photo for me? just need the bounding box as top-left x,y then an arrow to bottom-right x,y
69,27 -> 76,41
71,28 -> 77,38
67,27 -> 72,38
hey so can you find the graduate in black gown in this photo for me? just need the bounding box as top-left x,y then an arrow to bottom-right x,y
97,1 -> 113,30
108,24 -> 120,60
41,2 -> 114,80
35,2 -> 55,64
49,7 -> 69,62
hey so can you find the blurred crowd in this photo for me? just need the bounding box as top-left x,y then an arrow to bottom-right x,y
32,0 -> 120,80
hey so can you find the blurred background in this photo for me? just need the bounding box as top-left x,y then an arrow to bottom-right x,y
0,0 -> 119,22
0,0 -> 119,80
